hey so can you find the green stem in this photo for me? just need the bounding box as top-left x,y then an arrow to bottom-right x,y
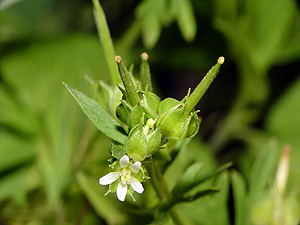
185,57 -> 224,113
149,157 -> 184,225
92,0 -> 120,85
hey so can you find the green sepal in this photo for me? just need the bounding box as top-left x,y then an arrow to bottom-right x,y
128,103 -> 147,129
146,127 -> 162,157
109,143 -> 127,160
126,124 -> 148,161
116,100 -> 132,125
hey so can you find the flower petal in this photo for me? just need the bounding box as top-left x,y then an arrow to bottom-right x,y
130,161 -> 141,173
117,182 -> 127,201
99,172 -> 119,185
130,177 -> 144,194
120,155 -> 129,168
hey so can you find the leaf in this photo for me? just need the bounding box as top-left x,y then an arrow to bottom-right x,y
141,10 -> 161,49
231,170 -> 247,225
182,187 -> 220,202
172,161 -> 232,196
63,83 -> 127,145
91,0 -> 120,84
0,166 -> 39,205
0,131 -> 36,172
76,171 -> 128,224
248,139 -> 278,199
177,0 -> 197,42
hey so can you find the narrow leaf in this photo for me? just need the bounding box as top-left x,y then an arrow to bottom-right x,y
249,139 -> 278,199
172,161 -> 232,196
231,170 -> 247,225
183,187 -> 220,202
92,0 -> 120,84
63,82 -> 127,145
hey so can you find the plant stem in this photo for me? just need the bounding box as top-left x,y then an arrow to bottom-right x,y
92,0 -> 120,85
149,157 -> 184,225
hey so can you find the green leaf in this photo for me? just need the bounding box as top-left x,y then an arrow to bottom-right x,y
177,0 -> 197,42
231,170 -> 247,225
0,131 -> 36,172
0,166 -> 39,205
76,171 -> 128,224
248,139 -> 278,199
172,161 -> 232,196
63,83 -> 127,145
182,187 -> 220,202
91,0 -> 120,84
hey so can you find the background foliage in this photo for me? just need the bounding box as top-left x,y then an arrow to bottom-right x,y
0,0 -> 300,224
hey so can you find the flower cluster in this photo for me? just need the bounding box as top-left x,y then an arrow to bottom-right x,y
99,54 -> 224,201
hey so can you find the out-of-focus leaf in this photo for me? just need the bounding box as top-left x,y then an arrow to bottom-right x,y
173,170 -> 230,225
182,187 -> 220,202
231,170 -> 247,225
0,0 -> 22,12
265,75 -> 300,196
171,162 -> 203,195
266,76 -> 300,142
1,34 -> 110,207
91,0 -> 120,84
248,139 -> 278,199
63,83 -> 127,145
0,132 -> 36,172
0,85 -> 40,135
0,166 -> 39,205
171,161 -> 232,196
214,0 -> 300,71
141,10 -> 161,49
76,171 -> 128,225
176,0 -> 197,42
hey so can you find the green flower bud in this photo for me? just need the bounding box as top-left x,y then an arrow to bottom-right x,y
127,117 -> 162,161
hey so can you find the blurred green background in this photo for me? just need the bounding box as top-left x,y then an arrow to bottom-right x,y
1,0 -> 300,224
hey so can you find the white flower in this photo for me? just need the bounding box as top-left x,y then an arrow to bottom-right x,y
99,155 -> 144,201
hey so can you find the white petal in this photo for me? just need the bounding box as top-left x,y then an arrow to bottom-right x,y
117,182 -> 127,201
120,155 -> 129,168
130,177 -> 144,194
99,172 -> 119,185
130,161 -> 141,173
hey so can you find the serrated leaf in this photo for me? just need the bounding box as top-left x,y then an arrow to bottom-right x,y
63,83 -> 127,145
